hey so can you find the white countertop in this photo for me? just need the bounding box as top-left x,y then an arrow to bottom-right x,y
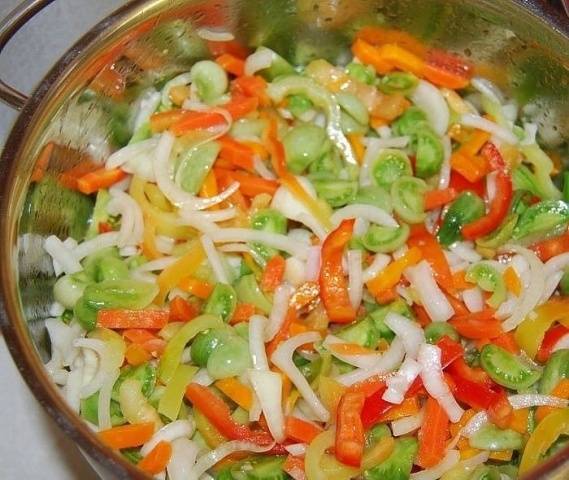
0,1 -> 125,478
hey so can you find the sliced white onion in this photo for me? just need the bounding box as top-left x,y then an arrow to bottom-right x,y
383,357 -> 422,404
266,284 -> 294,341
439,136 -> 452,190
45,319 -> 84,368
471,77 -> 505,105
189,441 -> 273,480
459,451 -> 491,470
405,261 -> 454,322
178,211 -> 222,234
218,243 -> 253,254
305,246 -> 321,282
384,313 -> 425,359
284,443 -> 307,456
200,234 -> 230,284
331,204 -> 398,228
44,235 -> 82,275
249,315 -> 270,371
411,450 -> 460,480
245,47 -> 276,76
248,369 -> 285,442
106,137 -> 159,170
541,252 -> 569,303
97,369 -> 120,430
271,332 -> 329,422
411,80 -> 449,136
391,408 -> 424,436
486,171 -> 498,203
253,156 -> 276,180
284,256 -> 307,287
135,256 -> 178,273
141,419 -> 195,456
323,335 -> 381,369
72,232 -> 120,261
461,113 -> 518,145
449,241 -> 482,264
64,366 -> 84,413
347,249 -> 363,310
190,368 -> 214,386
249,391 -> 263,422
363,254 -> 391,283
197,27 -> 234,42
167,438 -> 200,480
521,122 -> 538,146
336,338 -> 405,386
210,228 -> 308,259
362,136 -> 410,149
107,189 -> 144,247
501,246 -> 544,331
418,344 -> 464,423
463,287 -> 485,313
132,89 -> 161,133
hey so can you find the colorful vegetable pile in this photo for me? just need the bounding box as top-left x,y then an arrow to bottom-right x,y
35,21 -> 569,480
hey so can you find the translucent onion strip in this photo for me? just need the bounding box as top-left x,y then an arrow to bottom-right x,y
384,313 -> 425,359
265,284 -> 294,341
200,234 -> 230,283
347,249 -> 363,310
331,204 -> 398,228
249,315 -> 270,371
141,419 -> 195,456
383,357 -> 422,404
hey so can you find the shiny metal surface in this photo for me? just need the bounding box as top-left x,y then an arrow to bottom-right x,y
0,1 -> 568,478
0,0 -> 56,110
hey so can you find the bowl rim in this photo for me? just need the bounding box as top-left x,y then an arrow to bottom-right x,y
1,1 -> 569,479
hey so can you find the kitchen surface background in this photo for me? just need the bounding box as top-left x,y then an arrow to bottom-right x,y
0,2 -> 124,478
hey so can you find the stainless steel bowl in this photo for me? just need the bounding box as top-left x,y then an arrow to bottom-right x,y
1,0 -> 568,478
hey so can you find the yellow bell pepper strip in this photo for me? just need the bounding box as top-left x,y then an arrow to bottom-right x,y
158,314 -> 222,383
319,219 -> 357,324
306,430 -> 359,480
366,247 -> 422,300
158,364 -> 198,421
514,298 -> 569,360
194,407 -> 226,448
215,377 -> 254,410
361,436 -> 395,471
535,379 -> 569,422
155,242 -> 205,305
519,408 -> 569,474
142,216 -> 162,260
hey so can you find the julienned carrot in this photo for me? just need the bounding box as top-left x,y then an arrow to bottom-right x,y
58,159 -> 101,190
97,309 -> 170,329
261,255 -> 286,292
31,142 -> 55,182
215,377 -> 253,410
170,111 -> 228,136
178,276 -> 214,299
218,136 -> 256,170
214,168 -> 250,211
214,168 -> 279,197
366,247 -> 422,299
285,416 -> 323,443
150,110 -> 188,133
169,296 -> 198,322
416,397 -> 450,468
424,188 -> 458,210
99,422 -> 155,449
216,53 -> 245,77
125,343 -> 152,366
137,441 -> 172,475
224,95 -> 259,119
123,328 -> 158,345
230,303 -> 256,324
76,167 -> 127,195
450,130 -> 491,183
231,76 -> 268,104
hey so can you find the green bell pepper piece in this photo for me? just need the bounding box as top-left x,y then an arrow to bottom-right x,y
391,176 -> 427,224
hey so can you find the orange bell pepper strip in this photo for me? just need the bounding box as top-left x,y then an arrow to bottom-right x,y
170,111 -> 229,136
218,136 -> 256,171
266,307 -> 297,356
375,286 -> 398,305
450,130 -> 491,183
335,392 -> 366,467
283,455 -> 306,480
149,109 -> 187,133
215,378 -> 254,410
285,416 -> 323,444
452,270 -> 473,291
535,379 -> 569,422
531,230 -> 569,262
355,26 -> 427,57
169,296 -> 198,322
261,255 -> 286,293
503,266 -> 522,296
408,228 -> 454,293
416,397 -> 450,468
97,309 -> 170,330
125,343 -> 153,366
230,303 -> 257,324
216,53 -> 245,77
58,159 -> 101,190
123,329 -> 158,345
99,422 -> 155,449
450,309 -> 503,339
138,441 -> 173,475
214,168 -> 279,197
424,188 -> 458,210
178,277 -> 214,299
199,169 -> 219,199
231,76 -> 269,105
377,397 -> 420,423
366,247 -> 422,300
76,168 -> 127,195
185,384 -> 273,445
319,219 -> 357,324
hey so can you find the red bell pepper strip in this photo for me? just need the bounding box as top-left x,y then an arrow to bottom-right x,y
531,230 -> 569,262
336,392 -> 366,467
449,171 -> 486,198
408,227 -> 455,293
536,324 -> 569,363
185,384 -> 273,445
319,219 -> 357,324
360,385 -> 392,429
462,143 -> 513,240
285,416 -> 323,444
450,309 -> 503,339
437,336 -> 464,367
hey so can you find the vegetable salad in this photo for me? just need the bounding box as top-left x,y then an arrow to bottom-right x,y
36,21 -> 569,480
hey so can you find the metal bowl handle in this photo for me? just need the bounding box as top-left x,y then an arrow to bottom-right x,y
0,0 -> 55,110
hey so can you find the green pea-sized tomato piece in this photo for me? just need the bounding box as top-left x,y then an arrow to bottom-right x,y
283,123 -> 331,174
391,176 -> 427,224
361,223 -> 410,253
371,149 -> 412,189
